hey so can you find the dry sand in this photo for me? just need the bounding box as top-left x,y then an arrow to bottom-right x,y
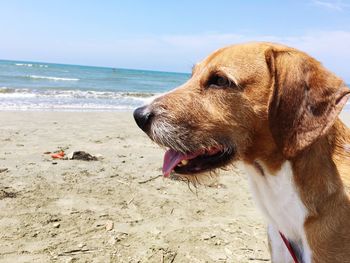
1,111 -> 348,262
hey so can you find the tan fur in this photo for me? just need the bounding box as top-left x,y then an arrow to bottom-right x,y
143,42 -> 350,262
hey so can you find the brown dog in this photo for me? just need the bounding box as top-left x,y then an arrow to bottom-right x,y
134,42 -> 350,262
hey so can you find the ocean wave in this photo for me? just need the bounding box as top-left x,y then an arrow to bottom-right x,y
0,88 -> 157,101
16,63 -> 33,67
0,87 -> 15,93
28,75 -> 79,81
0,102 -> 136,111
0,89 -> 152,110
16,63 -> 48,68
0,88 -> 36,98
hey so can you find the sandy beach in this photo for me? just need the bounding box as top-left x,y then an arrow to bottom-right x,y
0,111 -> 348,263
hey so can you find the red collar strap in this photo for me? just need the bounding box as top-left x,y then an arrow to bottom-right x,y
279,232 -> 300,263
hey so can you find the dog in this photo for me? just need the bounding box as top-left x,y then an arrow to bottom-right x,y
133,42 -> 350,263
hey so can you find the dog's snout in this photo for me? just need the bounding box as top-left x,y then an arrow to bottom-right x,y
133,106 -> 154,132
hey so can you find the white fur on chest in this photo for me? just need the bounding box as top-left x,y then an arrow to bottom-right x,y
243,161 -> 312,262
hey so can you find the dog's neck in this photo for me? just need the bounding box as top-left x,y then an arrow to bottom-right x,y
292,120 -> 350,214
329,119 -> 350,194
245,118 -> 350,262
246,118 -> 350,199
290,119 -> 350,261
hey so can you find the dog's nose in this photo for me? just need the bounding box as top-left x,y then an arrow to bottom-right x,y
133,106 -> 154,132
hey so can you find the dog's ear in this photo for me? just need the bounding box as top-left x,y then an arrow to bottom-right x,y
266,48 -> 350,158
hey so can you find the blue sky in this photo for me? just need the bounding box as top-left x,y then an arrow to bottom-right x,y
0,0 -> 349,80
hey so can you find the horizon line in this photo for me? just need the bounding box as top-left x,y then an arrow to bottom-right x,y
0,58 -> 190,76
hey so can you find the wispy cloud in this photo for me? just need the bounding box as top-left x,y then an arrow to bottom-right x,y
311,0 -> 349,11
110,31 -> 350,80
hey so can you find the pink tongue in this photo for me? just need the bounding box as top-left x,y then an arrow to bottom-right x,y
162,149 -> 204,177
162,149 -> 186,177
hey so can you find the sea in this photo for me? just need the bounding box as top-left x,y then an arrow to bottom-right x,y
0,60 -> 190,111
0,59 -> 349,111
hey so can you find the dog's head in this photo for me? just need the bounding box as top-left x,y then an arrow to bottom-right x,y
134,42 -> 350,180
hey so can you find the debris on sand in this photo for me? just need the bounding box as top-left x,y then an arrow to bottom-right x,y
0,188 -> 17,200
0,168 -> 8,173
57,248 -> 95,256
51,151 -> 65,159
67,151 -> 99,161
46,149 -> 101,161
138,175 -> 161,184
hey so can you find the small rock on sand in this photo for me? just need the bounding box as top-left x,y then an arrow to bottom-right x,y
105,220 -> 114,231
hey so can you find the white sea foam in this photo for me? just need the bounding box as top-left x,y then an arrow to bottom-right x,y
29,75 -> 79,81
0,102 -> 135,111
16,63 -> 48,68
0,88 -> 154,98
0,88 -> 156,111
0,87 -> 10,92
16,63 -> 33,67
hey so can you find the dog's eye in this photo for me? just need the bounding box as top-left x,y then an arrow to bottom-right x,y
217,76 -> 229,86
207,74 -> 236,89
